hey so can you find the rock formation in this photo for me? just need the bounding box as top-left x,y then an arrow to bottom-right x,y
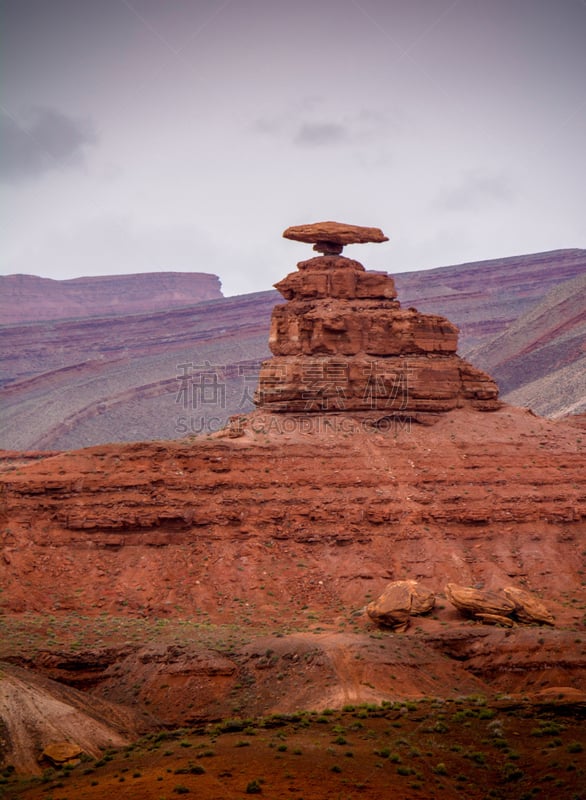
283,220 -> 389,254
445,584 -> 555,626
502,586 -> 556,626
254,221 -> 500,415
2,250 -> 584,451
366,579 -> 435,632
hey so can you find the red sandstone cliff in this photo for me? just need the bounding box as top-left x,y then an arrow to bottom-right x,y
0,230 -> 584,770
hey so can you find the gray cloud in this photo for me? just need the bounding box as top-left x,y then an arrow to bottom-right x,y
253,105 -> 394,150
293,122 -> 348,148
438,172 -> 515,212
0,107 -> 97,182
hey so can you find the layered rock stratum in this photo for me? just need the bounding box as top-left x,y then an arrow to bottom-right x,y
0,225 -> 585,782
0,271 -> 223,324
0,249 -> 584,449
255,224 -> 499,414
470,271 -> 586,416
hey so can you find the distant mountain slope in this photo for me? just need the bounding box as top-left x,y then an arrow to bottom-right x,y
468,273 -> 586,417
0,291 -> 276,449
394,248 -> 586,350
0,271 -> 223,323
0,249 -> 584,449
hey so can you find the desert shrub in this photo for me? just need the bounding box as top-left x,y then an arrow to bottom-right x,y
502,762 -> 524,782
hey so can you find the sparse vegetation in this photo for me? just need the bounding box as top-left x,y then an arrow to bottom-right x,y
5,699 -> 584,799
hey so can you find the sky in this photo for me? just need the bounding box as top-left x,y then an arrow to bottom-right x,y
1,0 -> 585,297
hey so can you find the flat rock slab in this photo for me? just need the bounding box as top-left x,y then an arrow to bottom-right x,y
283,221 -> 389,246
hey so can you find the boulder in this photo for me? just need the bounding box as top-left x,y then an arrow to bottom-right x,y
503,586 -> 555,626
445,583 -> 556,627
366,579 -> 435,632
41,741 -> 83,766
445,584 -> 516,621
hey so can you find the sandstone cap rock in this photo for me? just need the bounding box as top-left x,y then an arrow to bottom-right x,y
283,221 -> 389,254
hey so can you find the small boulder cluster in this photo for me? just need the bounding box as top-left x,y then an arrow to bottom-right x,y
367,580 -> 554,631
445,583 -> 555,627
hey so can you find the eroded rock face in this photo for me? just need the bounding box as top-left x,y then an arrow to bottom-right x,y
255,227 -> 500,414
367,579 -> 435,632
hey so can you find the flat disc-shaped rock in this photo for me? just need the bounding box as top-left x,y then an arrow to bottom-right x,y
283,221 -> 389,247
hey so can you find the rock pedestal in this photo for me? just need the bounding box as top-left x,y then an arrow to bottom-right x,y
254,221 -> 499,414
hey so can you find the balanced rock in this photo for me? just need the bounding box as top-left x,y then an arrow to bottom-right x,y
255,223 -> 500,414
367,579 -> 435,632
283,220 -> 389,255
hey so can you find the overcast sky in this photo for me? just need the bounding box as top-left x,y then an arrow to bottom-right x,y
1,0 -> 585,296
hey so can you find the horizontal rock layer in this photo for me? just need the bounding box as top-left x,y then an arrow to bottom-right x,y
257,254 -> 499,413
255,355 -> 498,412
0,272 -> 223,324
0,406 -> 584,621
1,250 -> 583,450
268,305 -> 457,356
